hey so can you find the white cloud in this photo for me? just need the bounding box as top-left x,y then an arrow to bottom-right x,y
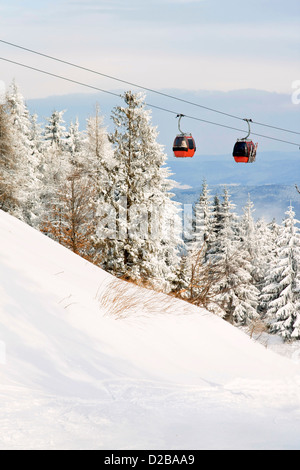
172,181 -> 193,189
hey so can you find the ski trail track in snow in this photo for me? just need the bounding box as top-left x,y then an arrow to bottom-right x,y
1,376 -> 300,450
1,209 -> 300,449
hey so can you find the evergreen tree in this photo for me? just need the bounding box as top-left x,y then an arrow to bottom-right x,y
263,205 -> 300,341
254,217 -> 279,315
83,105 -> 117,267
191,179 -> 213,253
6,81 -> 40,224
40,114 -> 101,263
39,110 -> 70,237
28,113 -> 45,227
109,91 -> 181,290
208,187 -> 259,324
259,218 -> 283,316
0,101 -> 17,213
65,118 -> 85,167
44,110 -> 66,149
207,193 -> 223,259
240,196 -> 266,289
180,180 -> 213,300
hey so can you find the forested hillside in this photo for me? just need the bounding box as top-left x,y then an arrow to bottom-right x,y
1,81 -> 300,341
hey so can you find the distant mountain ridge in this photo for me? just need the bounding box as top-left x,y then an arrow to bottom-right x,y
173,184 -> 300,223
166,151 -> 300,187
27,87 -> 299,156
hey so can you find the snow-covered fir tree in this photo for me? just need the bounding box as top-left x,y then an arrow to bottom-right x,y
191,179 -> 213,253
180,180 -> 214,300
26,113 -> 46,227
259,218 -> 283,316
83,105 -> 117,266
109,91 -> 181,291
38,110 -> 71,238
44,110 -> 67,149
207,193 -> 223,259
6,81 -> 41,224
65,118 -> 85,167
206,187 -> 236,263
207,187 -> 259,324
253,217 -> 279,312
0,101 -> 17,213
179,190 -> 225,306
240,195 -> 267,290
262,205 -> 300,341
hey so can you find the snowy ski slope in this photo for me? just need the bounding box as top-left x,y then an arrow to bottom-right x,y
1,209 -> 300,450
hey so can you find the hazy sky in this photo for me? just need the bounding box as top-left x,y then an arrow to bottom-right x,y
0,0 -> 299,99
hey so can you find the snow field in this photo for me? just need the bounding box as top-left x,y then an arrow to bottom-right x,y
1,209 -> 300,449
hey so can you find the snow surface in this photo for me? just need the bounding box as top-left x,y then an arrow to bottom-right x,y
1,210 -> 300,450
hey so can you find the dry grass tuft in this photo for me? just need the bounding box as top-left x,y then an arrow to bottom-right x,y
246,318 -> 269,347
99,277 -> 191,319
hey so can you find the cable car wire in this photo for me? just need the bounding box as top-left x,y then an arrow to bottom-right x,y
1,38 -> 300,137
0,56 -> 122,99
0,55 -> 300,148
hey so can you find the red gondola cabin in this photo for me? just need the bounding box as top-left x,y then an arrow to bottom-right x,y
173,134 -> 196,158
233,140 -> 258,163
233,118 -> 258,163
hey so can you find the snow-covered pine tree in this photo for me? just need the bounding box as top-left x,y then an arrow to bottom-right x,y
109,91 -> 181,291
240,195 -> 267,290
240,195 -> 256,249
207,187 -> 259,324
28,113 -> 45,227
191,179 -> 213,253
38,110 -> 71,239
6,81 -> 40,224
38,112 -> 100,261
65,118 -> 85,167
206,188 -> 235,263
175,191 -> 223,306
44,110 -> 66,149
267,217 -> 281,258
46,117 -> 99,260
254,217 -> 279,315
84,104 -> 116,196
0,101 -> 17,213
178,180 -> 213,300
207,193 -> 223,259
82,104 -> 118,267
259,218 -> 283,316
263,205 -> 300,341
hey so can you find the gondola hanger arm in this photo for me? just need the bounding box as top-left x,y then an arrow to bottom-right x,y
241,118 -> 252,140
176,114 -> 185,135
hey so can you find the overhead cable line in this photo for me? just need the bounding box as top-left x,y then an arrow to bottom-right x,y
1,38 -> 299,137
0,56 -> 122,98
0,55 -> 300,148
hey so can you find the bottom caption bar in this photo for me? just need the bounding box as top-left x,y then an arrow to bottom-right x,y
102,452 -> 199,467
